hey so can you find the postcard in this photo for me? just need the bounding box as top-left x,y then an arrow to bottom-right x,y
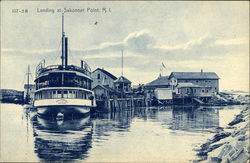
1,1 -> 249,162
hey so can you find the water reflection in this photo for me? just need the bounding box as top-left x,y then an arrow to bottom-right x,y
136,106 -> 220,133
91,110 -> 134,137
170,106 -> 219,132
31,115 -> 93,162
24,106 -> 222,162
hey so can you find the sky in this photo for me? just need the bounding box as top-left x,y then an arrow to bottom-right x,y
1,1 -> 249,91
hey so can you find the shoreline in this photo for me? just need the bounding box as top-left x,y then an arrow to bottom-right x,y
196,106 -> 249,162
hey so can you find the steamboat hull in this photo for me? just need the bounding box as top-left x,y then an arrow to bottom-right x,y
34,98 -> 95,117
37,106 -> 90,118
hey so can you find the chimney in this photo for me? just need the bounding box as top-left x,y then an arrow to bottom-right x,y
65,37 -> 68,66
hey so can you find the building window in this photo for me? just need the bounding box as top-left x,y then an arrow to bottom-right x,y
97,74 -> 100,79
206,90 -> 209,93
202,89 -> 205,93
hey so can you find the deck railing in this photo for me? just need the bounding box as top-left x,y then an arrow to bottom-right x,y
36,65 -> 91,78
36,82 -> 91,90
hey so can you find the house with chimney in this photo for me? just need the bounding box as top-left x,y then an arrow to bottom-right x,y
169,70 -> 219,99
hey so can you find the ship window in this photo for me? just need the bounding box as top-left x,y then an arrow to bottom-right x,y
41,91 -> 44,99
77,91 -> 81,99
57,91 -> 62,98
63,91 -> 68,98
48,91 -> 52,99
206,90 -> 209,93
52,91 -> 57,98
97,74 -> 100,79
68,91 -> 72,98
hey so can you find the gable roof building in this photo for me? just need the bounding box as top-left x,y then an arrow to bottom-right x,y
169,70 -> 220,93
144,76 -> 170,89
114,76 -> 131,84
92,68 -> 117,80
92,68 -> 117,89
169,72 -> 219,80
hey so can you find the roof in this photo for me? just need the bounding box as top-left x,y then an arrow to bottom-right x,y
92,85 -> 115,92
114,76 -> 131,83
145,76 -> 169,87
93,68 -> 117,80
177,83 -> 211,88
169,72 -> 219,80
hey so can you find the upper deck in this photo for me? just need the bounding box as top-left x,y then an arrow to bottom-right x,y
35,63 -> 93,90
36,64 -> 91,79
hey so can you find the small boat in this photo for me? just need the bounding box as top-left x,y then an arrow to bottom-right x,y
33,14 -> 96,117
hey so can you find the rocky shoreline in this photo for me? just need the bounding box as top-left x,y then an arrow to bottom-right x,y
196,106 -> 249,162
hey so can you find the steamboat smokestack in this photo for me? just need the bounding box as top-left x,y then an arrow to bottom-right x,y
65,37 -> 68,66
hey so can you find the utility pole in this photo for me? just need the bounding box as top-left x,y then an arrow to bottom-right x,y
122,49 -> 123,76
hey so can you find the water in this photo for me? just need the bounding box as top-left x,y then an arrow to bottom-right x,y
0,104 -> 246,162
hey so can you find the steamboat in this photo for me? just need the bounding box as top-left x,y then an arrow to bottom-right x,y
33,14 -> 96,116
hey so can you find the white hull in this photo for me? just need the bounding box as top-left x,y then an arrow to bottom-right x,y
34,98 -> 95,107
34,98 -> 96,116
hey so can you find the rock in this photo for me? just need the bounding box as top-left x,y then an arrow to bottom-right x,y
237,135 -> 246,141
228,114 -> 244,126
207,143 -> 226,153
210,132 -> 231,144
232,127 -> 246,137
209,157 -> 222,163
196,106 -> 249,162
225,126 -> 236,129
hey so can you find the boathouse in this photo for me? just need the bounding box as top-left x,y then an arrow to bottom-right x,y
144,75 -> 170,91
92,68 -> 117,89
114,76 -> 132,96
169,70 -> 219,94
144,75 -> 172,105
92,85 -> 115,100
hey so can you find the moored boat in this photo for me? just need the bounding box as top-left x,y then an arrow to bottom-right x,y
33,14 -> 96,116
